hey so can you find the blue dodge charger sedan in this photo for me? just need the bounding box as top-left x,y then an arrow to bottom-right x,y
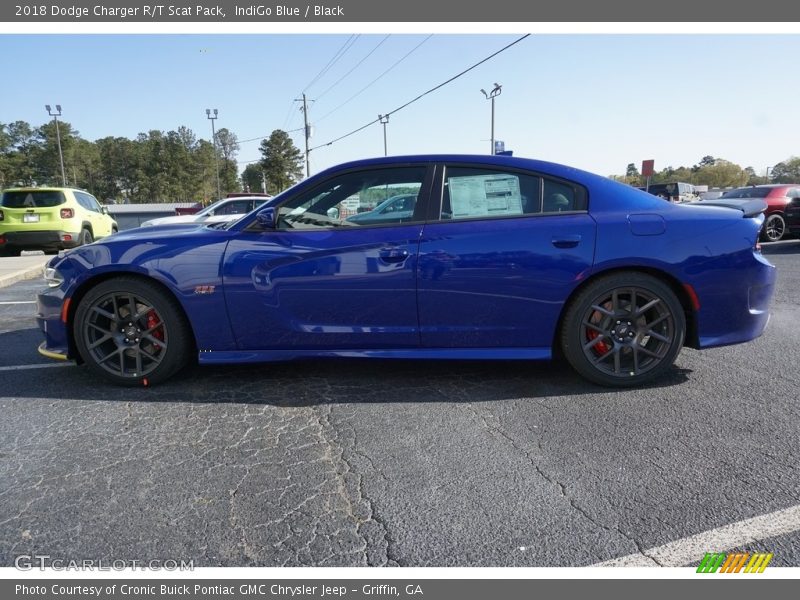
36,155 -> 776,387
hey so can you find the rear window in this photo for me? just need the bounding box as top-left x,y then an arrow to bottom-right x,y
1,190 -> 67,208
720,187 -> 771,199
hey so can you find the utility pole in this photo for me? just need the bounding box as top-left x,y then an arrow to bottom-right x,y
206,108 -> 221,200
378,114 -> 390,156
299,93 -> 312,178
45,105 -> 66,186
480,83 -> 502,155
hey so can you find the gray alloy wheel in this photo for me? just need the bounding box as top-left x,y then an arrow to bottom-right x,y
561,273 -> 686,387
73,277 -> 192,386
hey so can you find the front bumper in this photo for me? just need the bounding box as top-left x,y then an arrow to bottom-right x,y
36,284 -> 73,360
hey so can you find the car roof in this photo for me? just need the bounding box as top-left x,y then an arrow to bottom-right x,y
740,184 -> 799,189
316,154 -> 609,187
1,187 -> 84,193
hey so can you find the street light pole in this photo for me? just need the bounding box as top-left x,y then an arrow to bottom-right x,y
45,105 -> 66,186
378,114 -> 390,156
206,108 -> 221,200
480,83 -> 502,155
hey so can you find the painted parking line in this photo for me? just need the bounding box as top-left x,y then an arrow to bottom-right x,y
0,363 -> 73,372
594,504 -> 800,567
0,301 -> 37,305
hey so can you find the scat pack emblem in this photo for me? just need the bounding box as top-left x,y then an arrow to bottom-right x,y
194,285 -> 216,295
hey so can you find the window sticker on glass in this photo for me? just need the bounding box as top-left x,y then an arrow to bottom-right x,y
448,174 -> 523,218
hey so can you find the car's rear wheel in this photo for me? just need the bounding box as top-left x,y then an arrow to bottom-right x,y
760,213 -> 786,242
79,228 -> 93,246
73,278 -> 192,386
561,273 -> 686,387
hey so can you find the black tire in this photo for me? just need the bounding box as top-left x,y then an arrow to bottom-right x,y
79,228 -> 94,246
760,213 -> 786,243
73,277 -> 192,386
560,272 -> 686,387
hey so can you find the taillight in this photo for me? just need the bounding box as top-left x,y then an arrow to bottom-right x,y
60,208 -> 74,219
0,235 -> 5,245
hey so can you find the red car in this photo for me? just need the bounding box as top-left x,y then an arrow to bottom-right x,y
719,184 -> 800,242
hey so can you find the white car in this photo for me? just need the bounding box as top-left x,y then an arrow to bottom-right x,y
140,196 -> 270,227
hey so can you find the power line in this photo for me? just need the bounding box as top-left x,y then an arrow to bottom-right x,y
238,126 -> 305,145
303,34 -> 360,93
309,34 -> 530,152
315,35 -> 392,101
314,35 -> 434,124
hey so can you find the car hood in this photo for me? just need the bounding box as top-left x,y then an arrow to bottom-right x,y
141,215 -> 204,226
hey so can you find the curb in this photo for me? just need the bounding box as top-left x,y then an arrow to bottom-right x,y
0,261 -> 47,289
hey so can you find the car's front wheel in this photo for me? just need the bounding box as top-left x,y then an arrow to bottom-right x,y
760,213 -> 786,242
73,277 -> 192,386
561,273 -> 686,387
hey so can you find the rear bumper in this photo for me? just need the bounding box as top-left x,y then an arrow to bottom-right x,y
693,251 -> 776,349
1,230 -> 81,249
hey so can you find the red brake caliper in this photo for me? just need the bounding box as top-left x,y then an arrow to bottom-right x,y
587,310 -> 610,355
146,310 -> 164,344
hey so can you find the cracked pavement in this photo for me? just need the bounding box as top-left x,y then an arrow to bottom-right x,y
0,241 -> 799,566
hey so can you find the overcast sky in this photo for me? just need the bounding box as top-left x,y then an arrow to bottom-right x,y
2,33 -> 798,178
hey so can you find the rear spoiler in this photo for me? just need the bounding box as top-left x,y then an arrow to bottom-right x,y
688,198 -> 767,218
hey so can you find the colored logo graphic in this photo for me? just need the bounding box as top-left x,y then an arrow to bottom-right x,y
697,552 -> 773,573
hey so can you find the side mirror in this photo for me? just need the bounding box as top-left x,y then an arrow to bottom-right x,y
327,206 -> 340,220
101,206 -> 109,215
256,207 -> 277,229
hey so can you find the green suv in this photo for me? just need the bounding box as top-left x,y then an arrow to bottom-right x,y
0,187 -> 118,254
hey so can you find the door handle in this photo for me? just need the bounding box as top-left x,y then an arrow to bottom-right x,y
379,247 -> 410,263
551,235 -> 582,249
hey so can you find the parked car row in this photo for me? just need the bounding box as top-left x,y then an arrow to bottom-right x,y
0,188 -> 276,254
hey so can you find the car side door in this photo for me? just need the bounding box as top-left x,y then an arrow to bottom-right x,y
417,163 -> 597,350
222,164 -> 434,351
75,191 -> 112,238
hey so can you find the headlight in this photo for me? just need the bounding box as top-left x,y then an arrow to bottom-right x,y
44,266 -> 64,288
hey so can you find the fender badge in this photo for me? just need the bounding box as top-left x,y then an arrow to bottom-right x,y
194,285 -> 216,295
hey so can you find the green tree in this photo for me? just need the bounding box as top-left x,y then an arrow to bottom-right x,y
70,138 -> 101,192
4,121 -> 40,185
692,159 -> 748,188
259,130 -> 304,194
215,127 -> 240,194
771,157 -> 800,183
241,163 -> 266,194
96,136 -> 143,202
37,119 -> 78,186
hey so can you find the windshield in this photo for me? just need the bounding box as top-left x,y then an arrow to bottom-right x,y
196,199 -> 227,217
720,187 -> 771,199
1,190 -> 66,208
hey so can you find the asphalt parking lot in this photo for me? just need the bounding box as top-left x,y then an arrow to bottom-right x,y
1,242 -> 799,568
